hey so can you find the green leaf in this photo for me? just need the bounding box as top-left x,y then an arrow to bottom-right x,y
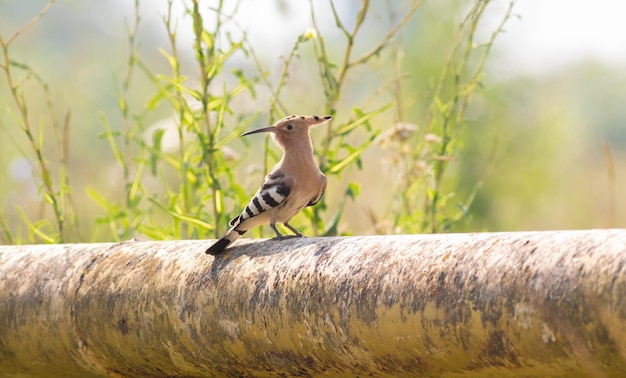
0,209 -> 14,244
327,133 -> 377,175
346,182 -> 361,199
37,117 -> 45,151
99,113 -> 126,170
200,30 -> 214,50
214,83 -> 228,137
426,189 -> 438,202
15,207 -> 56,243
146,91 -> 166,110
117,96 -> 127,115
129,152 -> 145,203
334,103 -> 392,136
158,48 -> 179,70
232,68 -> 256,98
149,198 -> 214,231
217,112 -> 260,149
42,192 -> 55,205
131,134 -> 180,170
150,128 -> 165,175
434,96 -> 449,116
87,186 -> 113,211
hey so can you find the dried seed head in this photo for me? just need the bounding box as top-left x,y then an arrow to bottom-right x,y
221,146 -> 239,162
424,133 -> 442,144
377,122 -> 418,147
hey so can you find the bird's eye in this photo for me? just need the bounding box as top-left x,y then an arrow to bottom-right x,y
287,124 -> 293,130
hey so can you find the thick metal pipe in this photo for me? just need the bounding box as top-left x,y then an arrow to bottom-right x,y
1,230 -> 626,377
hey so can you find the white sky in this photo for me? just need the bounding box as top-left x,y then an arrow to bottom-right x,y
492,0 -> 626,74
129,0 -> 626,75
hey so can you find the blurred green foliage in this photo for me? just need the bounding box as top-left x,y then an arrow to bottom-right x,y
1,0 -> 624,244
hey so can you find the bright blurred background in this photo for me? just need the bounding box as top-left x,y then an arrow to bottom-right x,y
1,0 -> 624,243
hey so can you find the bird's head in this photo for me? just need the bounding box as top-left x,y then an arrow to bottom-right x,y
242,115 -> 333,149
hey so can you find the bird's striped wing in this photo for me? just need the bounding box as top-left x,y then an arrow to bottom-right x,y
229,171 -> 294,229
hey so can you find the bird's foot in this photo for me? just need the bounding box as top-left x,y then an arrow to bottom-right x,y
271,234 -> 301,241
283,222 -> 306,238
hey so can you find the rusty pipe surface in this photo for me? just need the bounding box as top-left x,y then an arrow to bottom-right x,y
1,230 -> 626,377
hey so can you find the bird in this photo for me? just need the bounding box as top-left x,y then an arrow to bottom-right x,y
206,114 -> 333,255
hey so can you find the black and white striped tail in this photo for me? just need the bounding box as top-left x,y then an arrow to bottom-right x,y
206,228 -> 246,255
206,170 -> 291,256
206,238 -> 230,255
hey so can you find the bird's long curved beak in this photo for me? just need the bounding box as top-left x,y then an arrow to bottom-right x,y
242,126 -> 276,136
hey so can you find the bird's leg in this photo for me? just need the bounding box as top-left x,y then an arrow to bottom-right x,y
284,222 -> 305,237
270,223 -> 285,240
270,223 -> 301,240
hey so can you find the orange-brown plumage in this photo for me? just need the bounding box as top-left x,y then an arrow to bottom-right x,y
206,114 -> 332,255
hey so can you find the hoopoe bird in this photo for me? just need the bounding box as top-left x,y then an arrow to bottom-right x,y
206,114 -> 333,255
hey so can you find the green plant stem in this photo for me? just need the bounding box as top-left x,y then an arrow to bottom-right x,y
191,0 -> 223,238
118,0 -> 141,238
417,0 -> 515,233
164,0 -> 192,237
312,0 -> 422,164
0,0 -> 65,242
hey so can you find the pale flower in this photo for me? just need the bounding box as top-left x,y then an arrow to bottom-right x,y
304,28 -> 317,40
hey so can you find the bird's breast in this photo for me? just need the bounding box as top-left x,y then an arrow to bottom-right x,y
272,172 -> 324,222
